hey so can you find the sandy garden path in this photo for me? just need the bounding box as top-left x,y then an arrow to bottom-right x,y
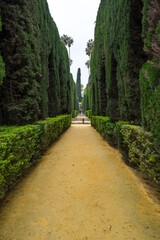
0,122 -> 160,240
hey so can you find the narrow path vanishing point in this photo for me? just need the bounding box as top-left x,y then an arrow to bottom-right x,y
0,117 -> 160,240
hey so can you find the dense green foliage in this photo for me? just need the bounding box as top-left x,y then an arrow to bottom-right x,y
0,13 -> 5,85
90,0 -> 146,122
0,115 -> 71,199
70,74 -> 79,112
91,116 -> 160,183
0,53 -> 5,85
140,0 -> 160,153
61,34 -> 74,61
71,110 -> 78,118
84,110 -> 92,119
82,84 -> 91,112
76,68 -> 82,102
91,0 -> 144,122
121,125 -> 160,183
91,116 -> 115,139
89,0 -> 160,133
0,0 -> 72,125
86,0 -> 160,181
139,62 -> 160,153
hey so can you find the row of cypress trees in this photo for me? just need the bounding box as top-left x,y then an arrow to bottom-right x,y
0,0 -> 77,125
90,0 -> 146,123
76,68 -> 82,102
82,84 -> 90,112
83,0 -> 160,151
70,73 -> 79,111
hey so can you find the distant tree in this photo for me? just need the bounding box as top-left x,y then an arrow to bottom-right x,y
85,60 -> 90,74
81,84 -> 84,98
81,84 -> 84,92
70,73 -> 79,111
61,34 -> 68,46
85,39 -> 94,77
85,60 -> 90,68
85,39 -> 94,60
67,37 -> 74,59
61,34 -> 74,60
76,68 -> 82,102
69,58 -> 73,66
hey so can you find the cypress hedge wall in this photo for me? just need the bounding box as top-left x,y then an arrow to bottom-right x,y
82,84 -> 91,112
87,0 -> 160,154
0,0 -> 72,125
90,0 -> 146,123
140,0 -> 160,153
70,73 -> 79,112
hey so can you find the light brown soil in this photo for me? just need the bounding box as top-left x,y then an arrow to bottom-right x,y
0,123 -> 160,240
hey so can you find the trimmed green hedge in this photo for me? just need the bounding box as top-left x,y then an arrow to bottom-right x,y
0,115 -> 71,199
85,110 -> 92,119
71,110 -> 78,118
114,121 -> 130,147
91,116 -> 160,184
121,125 -> 160,183
91,116 -> 115,138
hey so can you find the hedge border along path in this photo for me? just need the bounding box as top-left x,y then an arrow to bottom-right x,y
85,110 -> 92,120
71,110 -> 78,118
0,115 -> 71,200
91,116 -> 160,184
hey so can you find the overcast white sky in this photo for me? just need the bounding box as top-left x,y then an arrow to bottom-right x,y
46,0 -> 100,87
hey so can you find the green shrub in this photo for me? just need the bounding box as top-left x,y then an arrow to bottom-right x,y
85,110 -> 92,119
0,125 -> 42,196
71,110 -> 78,118
91,116 -> 115,139
114,121 -> 130,147
121,125 -> 160,183
0,115 -> 71,199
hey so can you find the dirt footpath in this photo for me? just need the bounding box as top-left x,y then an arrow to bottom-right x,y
0,124 -> 160,240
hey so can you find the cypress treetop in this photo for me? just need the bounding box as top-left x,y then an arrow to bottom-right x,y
76,68 -> 82,102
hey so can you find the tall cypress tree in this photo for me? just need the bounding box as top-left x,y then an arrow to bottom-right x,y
76,68 -> 82,102
0,0 -> 42,125
59,42 -> 71,114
